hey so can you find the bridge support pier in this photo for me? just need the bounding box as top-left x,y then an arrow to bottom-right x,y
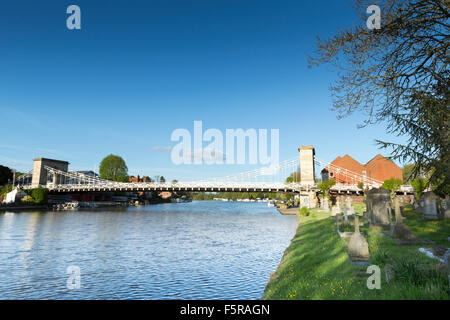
31,158 -> 69,188
298,145 -> 315,186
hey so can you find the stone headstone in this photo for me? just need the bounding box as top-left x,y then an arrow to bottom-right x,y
443,196 -> 450,219
420,191 -> 440,220
346,196 -> 352,210
348,216 -> 370,261
365,188 -> 392,225
394,197 -> 403,224
331,205 -> 341,217
343,206 -> 349,222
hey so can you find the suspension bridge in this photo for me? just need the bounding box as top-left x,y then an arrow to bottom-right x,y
14,146 -> 411,196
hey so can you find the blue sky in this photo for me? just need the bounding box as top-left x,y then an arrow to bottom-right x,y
0,0 -> 404,181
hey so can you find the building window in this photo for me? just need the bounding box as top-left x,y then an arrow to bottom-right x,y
330,172 -> 334,178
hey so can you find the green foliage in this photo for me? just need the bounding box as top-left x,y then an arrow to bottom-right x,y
99,154 -> 129,182
381,178 -> 403,198
1,184 -> 13,195
299,207 -> 309,217
402,164 -> 416,183
29,188 -> 48,205
285,176 -> 293,183
390,257 -> 448,287
21,195 -> 34,203
317,180 -> 336,198
357,182 -> 364,190
0,165 -> 13,185
160,176 -> 166,183
171,179 -> 178,184
411,177 -> 427,200
371,249 -> 389,267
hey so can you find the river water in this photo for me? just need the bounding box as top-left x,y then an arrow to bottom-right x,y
0,201 -> 298,299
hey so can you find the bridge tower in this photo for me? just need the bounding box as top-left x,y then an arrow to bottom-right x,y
31,158 -> 69,188
298,145 -> 315,185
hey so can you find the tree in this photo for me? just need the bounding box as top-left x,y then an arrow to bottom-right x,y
99,154 -> 129,182
160,176 -> 166,183
381,178 -> 403,198
172,179 -> 178,184
317,180 -> 336,199
402,164 -> 416,183
309,0 -> 449,194
411,177 -> 427,200
0,165 -> 13,185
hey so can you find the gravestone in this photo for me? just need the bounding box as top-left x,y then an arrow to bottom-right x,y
443,196 -> 450,219
331,205 -> 341,217
348,216 -> 370,261
365,188 -> 392,226
420,191 -> 440,220
321,197 -> 330,212
343,206 -> 349,222
390,197 -> 416,240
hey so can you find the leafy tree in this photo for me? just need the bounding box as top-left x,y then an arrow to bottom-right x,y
411,177 -> 427,200
0,165 -> 13,185
172,179 -> 178,184
381,178 -> 403,198
402,164 -> 416,183
29,188 -> 49,205
143,176 -> 152,183
99,154 -> 129,182
286,168 -> 301,183
317,180 -> 336,199
309,0 -> 449,195
357,182 -> 364,190
160,176 -> 166,183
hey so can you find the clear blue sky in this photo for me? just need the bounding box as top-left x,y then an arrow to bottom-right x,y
0,0 -> 405,181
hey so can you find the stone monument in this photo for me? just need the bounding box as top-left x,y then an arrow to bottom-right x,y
419,191 -> 440,220
365,188 -> 392,226
348,216 -> 370,261
390,197 -> 416,240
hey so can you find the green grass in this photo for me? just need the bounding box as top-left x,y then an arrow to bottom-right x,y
401,205 -> 450,246
263,207 -> 449,300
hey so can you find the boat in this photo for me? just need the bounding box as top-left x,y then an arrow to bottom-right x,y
267,200 -> 276,207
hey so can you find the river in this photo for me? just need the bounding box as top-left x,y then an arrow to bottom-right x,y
0,201 -> 298,299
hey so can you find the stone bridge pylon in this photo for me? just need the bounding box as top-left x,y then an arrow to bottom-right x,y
31,158 -> 69,188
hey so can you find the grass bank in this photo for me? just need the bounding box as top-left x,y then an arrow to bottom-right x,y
263,206 -> 449,300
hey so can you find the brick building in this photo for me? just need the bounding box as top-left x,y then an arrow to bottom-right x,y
321,154 -> 402,184
129,175 -> 151,183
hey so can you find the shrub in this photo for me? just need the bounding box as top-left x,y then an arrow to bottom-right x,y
29,188 -> 49,205
21,195 -> 34,203
299,207 -> 309,217
390,257 -> 448,287
371,249 -> 389,266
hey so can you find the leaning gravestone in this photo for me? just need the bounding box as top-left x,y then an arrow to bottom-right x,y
365,188 -> 392,226
390,196 -> 416,240
420,191 -> 440,220
348,216 -> 370,261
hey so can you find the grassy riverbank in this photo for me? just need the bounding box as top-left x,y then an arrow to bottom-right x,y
263,207 -> 449,300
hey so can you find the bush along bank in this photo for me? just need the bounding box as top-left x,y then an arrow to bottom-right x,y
263,206 -> 449,300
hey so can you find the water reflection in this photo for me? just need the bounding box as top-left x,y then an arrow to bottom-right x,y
0,201 -> 297,299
